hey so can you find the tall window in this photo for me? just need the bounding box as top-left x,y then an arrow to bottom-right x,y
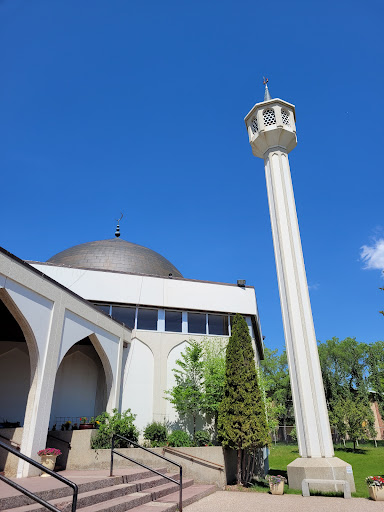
165,311 -> 182,332
137,308 -> 158,330
208,314 -> 229,335
111,306 -> 136,329
188,312 -> 206,334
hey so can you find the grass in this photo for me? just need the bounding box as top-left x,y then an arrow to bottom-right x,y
250,441 -> 384,498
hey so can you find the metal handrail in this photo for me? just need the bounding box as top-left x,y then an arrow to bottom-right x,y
0,440 -> 78,512
163,446 -> 224,469
0,434 -> 21,450
110,434 -> 183,512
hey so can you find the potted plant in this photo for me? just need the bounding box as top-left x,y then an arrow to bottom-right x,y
366,476 -> 384,501
37,448 -> 62,477
79,417 -> 95,430
266,474 -> 287,495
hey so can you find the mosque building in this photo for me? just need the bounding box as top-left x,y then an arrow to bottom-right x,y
0,228 -> 263,477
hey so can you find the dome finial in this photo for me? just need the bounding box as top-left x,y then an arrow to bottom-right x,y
263,76 -> 271,101
115,212 -> 123,238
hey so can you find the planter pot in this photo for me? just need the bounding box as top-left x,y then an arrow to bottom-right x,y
79,424 -> 94,430
269,481 -> 285,495
369,486 -> 384,501
40,455 -> 57,477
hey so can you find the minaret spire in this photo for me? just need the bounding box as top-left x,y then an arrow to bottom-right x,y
263,76 -> 271,101
115,213 -> 123,238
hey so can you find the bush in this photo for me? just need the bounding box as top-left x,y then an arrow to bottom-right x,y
168,430 -> 192,447
91,409 -> 139,449
144,422 -> 168,447
194,430 -> 211,446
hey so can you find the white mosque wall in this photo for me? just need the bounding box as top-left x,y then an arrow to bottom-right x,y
30,263 -> 259,316
166,340 -> 187,427
0,342 -> 30,425
121,337 -> 154,432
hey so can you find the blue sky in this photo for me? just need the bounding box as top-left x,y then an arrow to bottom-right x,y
1,0 -> 383,353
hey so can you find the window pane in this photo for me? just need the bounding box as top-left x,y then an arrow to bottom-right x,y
137,308 -> 158,330
112,306 -> 136,329
94,304 -> 110,315
165,311 -> 182,332
208,314 -> 228,335
188,313 -> 206,334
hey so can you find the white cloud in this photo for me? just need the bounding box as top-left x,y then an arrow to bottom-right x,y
360,238 -> 384,272
308,283 -> 320,291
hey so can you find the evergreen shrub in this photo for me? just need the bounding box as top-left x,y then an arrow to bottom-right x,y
194,430 -> 211,446
167,430 -> 192,447
143,422 -> 168,447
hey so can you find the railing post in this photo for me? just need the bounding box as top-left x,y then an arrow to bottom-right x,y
179,465 -> 183,512
110,435 -> 114,477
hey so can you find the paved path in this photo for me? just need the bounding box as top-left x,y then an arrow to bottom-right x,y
184,490 -> 381,512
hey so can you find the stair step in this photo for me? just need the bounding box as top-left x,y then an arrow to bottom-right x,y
0,468 -> 168,510
156,484 -> 217,508
11,482 -> 142,512
80,492 -> 151,512
141,479 -> 194,500
132,503 -> 178,512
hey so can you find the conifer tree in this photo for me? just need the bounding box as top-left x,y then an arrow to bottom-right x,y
217,314 -> 269,484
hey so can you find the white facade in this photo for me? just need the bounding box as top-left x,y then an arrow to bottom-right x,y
0,244 -> 263,477
30,262 -> 263,431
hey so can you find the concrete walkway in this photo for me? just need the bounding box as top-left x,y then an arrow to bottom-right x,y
184,491 -> 381,512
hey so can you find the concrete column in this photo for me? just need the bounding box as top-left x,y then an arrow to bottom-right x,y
264,148 -> 333,458
18,301 -> 65,477
244,92 -> 355,492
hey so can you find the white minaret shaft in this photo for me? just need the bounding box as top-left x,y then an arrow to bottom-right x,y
245,91 -> 334,458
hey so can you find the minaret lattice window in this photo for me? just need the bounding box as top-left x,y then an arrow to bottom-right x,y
281,109 -> 290,126
251,117 -> 258,134
263,108 -> 276,126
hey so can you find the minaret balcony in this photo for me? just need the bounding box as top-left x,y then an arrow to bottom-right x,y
244,98 -> 298,158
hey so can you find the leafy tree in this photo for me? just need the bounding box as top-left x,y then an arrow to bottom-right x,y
201,337 -> 227,434
260,347 -> 294,441
318,337 -> 368,406
367,340 -> 384,419
318,337 -> 378,449
217,314 -> 269,484
165,340 -> 204,441
329,395 -> 376,450
91,409 -> 138,449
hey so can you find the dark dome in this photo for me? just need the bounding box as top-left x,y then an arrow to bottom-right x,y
47,239 -> 183,278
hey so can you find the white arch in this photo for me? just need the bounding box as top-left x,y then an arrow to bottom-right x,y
121,337 -> 154,431
0,290 -> 39,430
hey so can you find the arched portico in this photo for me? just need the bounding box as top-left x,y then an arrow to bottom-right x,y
50,336 -> 111,427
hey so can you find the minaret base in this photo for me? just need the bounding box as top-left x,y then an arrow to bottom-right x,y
287,457 -> 355,492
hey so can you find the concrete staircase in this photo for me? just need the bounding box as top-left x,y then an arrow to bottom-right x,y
0,467 -> 216,512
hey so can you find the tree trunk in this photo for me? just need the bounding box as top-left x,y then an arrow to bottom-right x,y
236,449 -> 242,485
193,413 -> 196,442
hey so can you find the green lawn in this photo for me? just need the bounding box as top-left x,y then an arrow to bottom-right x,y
252,441 -> 384,498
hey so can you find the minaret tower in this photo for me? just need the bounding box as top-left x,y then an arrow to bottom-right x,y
244,81 -> 355,491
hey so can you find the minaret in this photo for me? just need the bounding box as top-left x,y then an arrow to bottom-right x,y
244,82 -> 355,491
